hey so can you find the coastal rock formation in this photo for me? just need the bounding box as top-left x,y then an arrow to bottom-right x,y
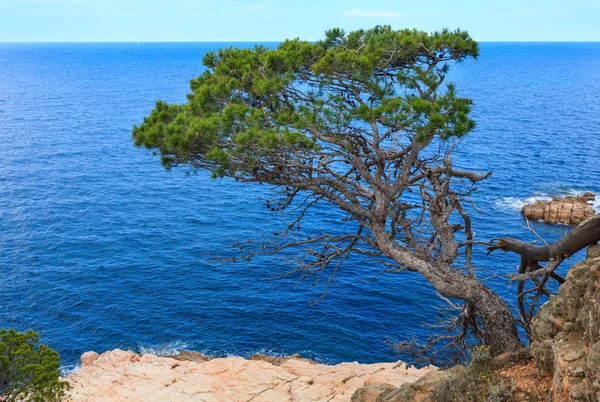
352,366 -> 468,402
521,193 -> 595,225
352,351 -> 551,401
164,351 -> 210,362
248,353 -> 316,366
531,244 -> 600,401
66,350 -> 436,402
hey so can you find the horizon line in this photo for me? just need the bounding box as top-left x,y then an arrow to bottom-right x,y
2,40 -> 600,44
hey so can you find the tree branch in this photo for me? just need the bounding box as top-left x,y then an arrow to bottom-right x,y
489,215 -> 600,261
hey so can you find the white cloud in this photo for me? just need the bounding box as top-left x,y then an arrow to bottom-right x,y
340,8 -> 403,19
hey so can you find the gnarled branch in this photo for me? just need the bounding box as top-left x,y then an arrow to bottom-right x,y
488,214 -> 600,261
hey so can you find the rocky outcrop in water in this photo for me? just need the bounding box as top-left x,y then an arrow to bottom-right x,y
521,193 -> 595,226
531,244 -> 600,401
66,350 -> 436,402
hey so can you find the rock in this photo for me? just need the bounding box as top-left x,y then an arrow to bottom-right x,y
163,350 -> 210,362
521,193 -> 595,226
587,244 -> 600,259
494,349 -> 531,366
66,350 -> 435,402
531,340 -> 554,375
561,347 -> 586,363
350,384 -> 395,402
248,353 -> 314,366
385,366 -> 466,401
80,351 -> 99,367
352,366 -> 465,402
531,250 -> 600,400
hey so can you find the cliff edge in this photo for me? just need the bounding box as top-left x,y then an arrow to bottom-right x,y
66,350 -> 435,402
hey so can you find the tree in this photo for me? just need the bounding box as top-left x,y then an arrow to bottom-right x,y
0,329 -> 68,402
132,26 -> 525,359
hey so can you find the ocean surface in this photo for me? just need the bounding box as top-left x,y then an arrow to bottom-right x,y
1,42 -> 599,370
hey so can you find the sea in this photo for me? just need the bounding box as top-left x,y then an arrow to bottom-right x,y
0,42 -> 599,372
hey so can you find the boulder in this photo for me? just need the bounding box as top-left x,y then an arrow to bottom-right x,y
587,244 -> 600,260
521,193 -> 595,226
350,384 -> 396,402
163,350 -> 210,362
352,365 -> 464,402
248,353 -> 315,366
80,351 -> 99,367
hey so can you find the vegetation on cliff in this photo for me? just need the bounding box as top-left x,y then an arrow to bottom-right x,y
0,329 -> 68,402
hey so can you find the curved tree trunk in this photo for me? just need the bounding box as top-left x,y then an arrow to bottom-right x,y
378,238 -> 524,356
424,268 -> 524,356
468,279 -> 524,354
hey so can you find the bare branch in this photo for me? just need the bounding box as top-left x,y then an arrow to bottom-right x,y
507,258 -> 564,284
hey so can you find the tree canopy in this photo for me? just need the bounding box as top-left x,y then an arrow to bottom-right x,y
133,26 -> 478,174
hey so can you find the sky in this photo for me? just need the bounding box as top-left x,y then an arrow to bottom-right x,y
0,0 -> 599,42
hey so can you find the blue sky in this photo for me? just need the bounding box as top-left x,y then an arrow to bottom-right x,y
1,0 -> 599,42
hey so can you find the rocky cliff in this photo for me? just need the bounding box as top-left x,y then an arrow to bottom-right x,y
531,244 -> 600,401
522,193 -> 595,225
66,350 -> 436,402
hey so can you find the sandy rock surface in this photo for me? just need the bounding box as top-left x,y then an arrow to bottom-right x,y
66,349 -> 435,402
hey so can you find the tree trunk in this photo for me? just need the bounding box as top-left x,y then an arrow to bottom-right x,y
427,269 -> 524,355
467,278 -> 524,355
376,235 -> 524,356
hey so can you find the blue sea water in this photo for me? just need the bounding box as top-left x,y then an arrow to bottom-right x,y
0,42 -> 599,369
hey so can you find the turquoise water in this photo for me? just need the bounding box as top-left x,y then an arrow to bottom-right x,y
0,42 -> 599,369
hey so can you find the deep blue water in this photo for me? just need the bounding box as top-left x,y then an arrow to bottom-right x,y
1,42 -> 599,370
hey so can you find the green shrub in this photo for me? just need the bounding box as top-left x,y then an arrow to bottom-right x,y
0,329 -> 68,401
